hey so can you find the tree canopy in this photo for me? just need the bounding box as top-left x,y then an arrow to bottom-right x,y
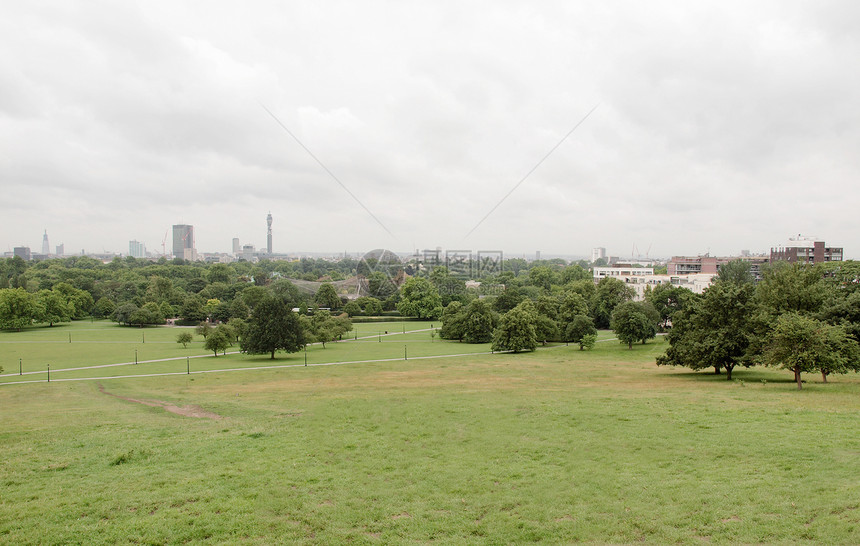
761,313 -> 860,388
492,301 -> 538,353
397,277 -> 442,319
591,277 -> 635,329
240,297 -> 305,359
610,301 -> 658,349
656,279 -> 756,380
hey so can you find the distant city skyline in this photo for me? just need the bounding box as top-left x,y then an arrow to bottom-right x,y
6,226 -> 849,262
3,3 -> 860,258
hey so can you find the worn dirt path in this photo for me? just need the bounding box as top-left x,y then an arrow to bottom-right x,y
98,383 -> 223,420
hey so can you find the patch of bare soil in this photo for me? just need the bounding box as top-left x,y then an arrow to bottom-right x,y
98,383 -> 223,420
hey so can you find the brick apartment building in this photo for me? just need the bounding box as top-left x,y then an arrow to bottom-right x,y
770,236 -> 843,264
667,254 -> 769,278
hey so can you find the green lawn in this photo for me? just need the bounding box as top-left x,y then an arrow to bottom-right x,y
0,320 -> 474,384
1,322 -> 859,543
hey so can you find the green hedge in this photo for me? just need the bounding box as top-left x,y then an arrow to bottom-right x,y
350,316 -> 426,323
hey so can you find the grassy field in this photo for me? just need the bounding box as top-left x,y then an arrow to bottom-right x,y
1,321 -> 859,543
0,320 -> 494,384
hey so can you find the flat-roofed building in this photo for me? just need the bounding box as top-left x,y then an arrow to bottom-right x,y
770,235 -> 842,264
13,246 -> 31,261
129,240 -> 145,258
668,254 -> 769,280
593,266 -> 654,281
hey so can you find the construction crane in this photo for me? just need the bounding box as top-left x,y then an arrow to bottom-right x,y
161,230 -> 168,257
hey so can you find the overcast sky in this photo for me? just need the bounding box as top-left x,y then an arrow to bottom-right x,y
2,1 -> 859,260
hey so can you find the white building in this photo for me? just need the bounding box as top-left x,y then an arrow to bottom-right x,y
593,266 -> 654,280
598,271 -> 715,300
129,240 -> 146,258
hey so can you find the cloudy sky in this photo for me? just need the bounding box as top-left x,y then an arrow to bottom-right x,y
2,1 -> 859,259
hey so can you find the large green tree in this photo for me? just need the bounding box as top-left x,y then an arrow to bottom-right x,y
528,266 -> 556,292
564,314 -> 597,348
492,301 -> 538,353
440,301 -> 466,341
591,277 -> 635,329
644,284 -> 694,330
756,262 -> 828,317
52,282 -> 94,319
36,289 -> 72,327
761,313 -> 860,388
93,297 -> 117,319
0,288 -> 42,331
747,261 -> 832,363
716,259 -> 755,285
130,302 -> 164,326
657,279 -> 756,380
397,277 -> 442,319
460,299 -> 499,343
113,303 -> 139,326
492,286 -> 525,314
314,283 -> 342,310
557,291 -> 590,339
304,310 -> 352,348
180,295 -> 207,323
240,297 -> 305,359
610,301 -> 654,349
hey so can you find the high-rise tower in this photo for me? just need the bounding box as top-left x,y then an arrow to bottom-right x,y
42,230 -> 50,255
266,212 -> 273,255
129,240 -> 146,258
172,224 -> 195,260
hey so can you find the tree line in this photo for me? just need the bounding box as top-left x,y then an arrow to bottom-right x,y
5,254 -> 858,386
657,260 -> 860,388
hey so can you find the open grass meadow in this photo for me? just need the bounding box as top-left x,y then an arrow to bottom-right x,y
2,321 -> 860,544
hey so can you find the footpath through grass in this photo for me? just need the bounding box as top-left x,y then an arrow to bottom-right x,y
1,325 -> 859,543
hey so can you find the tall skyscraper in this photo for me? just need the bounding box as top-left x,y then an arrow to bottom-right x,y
232,238 -> 240,255
266,212 -> 273,254
129,240 -> 146,258
55,244 -> 64,257
41,230 -> 50,255
172,224 -> 195,260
